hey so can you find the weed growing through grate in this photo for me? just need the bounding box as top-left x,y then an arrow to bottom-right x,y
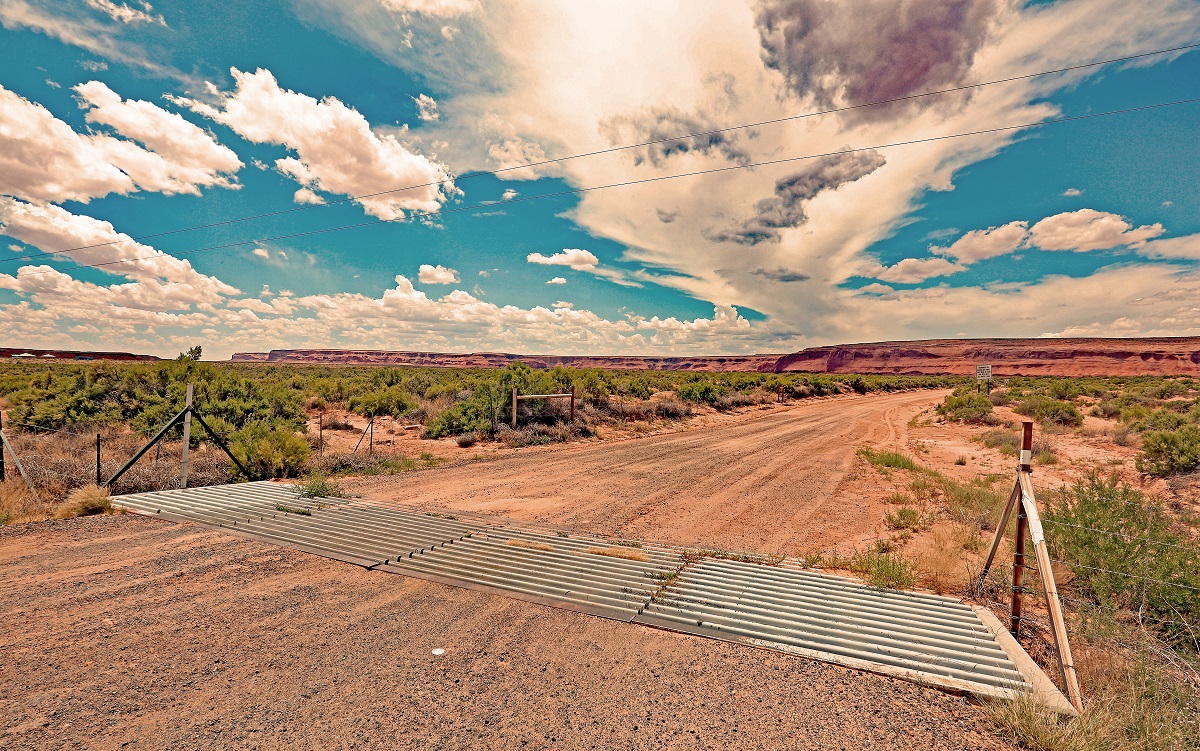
583,546 -> 649,562
506,539 -> 555,552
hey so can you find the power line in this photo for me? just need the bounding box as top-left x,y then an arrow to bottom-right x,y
7,96 -> 1199,280
4,40 -> 1199,264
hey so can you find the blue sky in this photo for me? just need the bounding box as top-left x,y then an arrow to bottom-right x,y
1,0 -> 1198,357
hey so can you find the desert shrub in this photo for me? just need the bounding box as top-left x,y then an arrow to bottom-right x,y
1136,425 -> 1200,477
1112,424 -> 1133,446
988,389 -> 1011,407
57,484 -> 111,518
298,474 -> 346,499
1092,400 -> 1122,419
938,389 -> 996,424
858,448 -> 921,471
936,474 -> 1003,532
455,432 -> 478,448
624,377 -> 653,400
1046,473 -> 1199,649
424,388 -> 498,438
885,507 -> 922,531
348,385 -> 416,418
714,392 -> 756,411
1013,396 -> 1084,427
230,423 -> 312,479
851,549 -> 917,590
652,398 -> 691,419
1135,409 -> 1187,433
982,428 -> 1020,455
499,423 -> 587,448
676,380 -> 729,404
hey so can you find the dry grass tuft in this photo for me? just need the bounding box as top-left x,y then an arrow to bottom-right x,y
506,538 -> 555,552
57,484 -> 111,518
583,546 -> 649,562
0,480 -> 52,524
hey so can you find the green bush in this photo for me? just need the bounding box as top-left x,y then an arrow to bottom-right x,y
231,423 -> 312,479
1013,396 -> 1084,427
938,389 -> 996,424
1046,473 -> 1199,650
348,385 -> 416,418
676,380 -> 729,404
1136,425 -> 1200,477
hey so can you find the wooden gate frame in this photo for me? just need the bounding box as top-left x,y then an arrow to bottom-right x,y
977,421 -> 1083,712
511,387 -> 575,427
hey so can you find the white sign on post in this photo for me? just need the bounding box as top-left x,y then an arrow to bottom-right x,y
976,364 -> 993,381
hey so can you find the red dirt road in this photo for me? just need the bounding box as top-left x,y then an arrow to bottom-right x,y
1,515 -> 1013,751
350,390 -> 946,554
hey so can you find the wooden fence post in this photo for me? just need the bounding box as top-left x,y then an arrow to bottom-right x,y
570,386 -> 575,422
180,384 -> 193,488
512,387 -> 517,428
95,433 -> 101,486
0,412 -> 5,482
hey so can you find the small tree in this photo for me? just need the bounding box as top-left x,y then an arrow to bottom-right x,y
178,345 -> 203,362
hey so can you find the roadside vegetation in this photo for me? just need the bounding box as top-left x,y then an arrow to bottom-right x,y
862,386 -> 1200,751
0,358 -> 958,508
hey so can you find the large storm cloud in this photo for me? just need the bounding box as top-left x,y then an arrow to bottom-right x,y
705,150 -> 886,245
756,0 -> 999,120
600,105 -> 749,167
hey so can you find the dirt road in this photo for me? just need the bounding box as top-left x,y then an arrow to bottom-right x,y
0,514 -> 1012,751
351,390 -> 946,554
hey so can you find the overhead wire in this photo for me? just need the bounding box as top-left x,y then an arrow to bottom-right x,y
6,96 -> 1200,280
3,40 -> 1199,264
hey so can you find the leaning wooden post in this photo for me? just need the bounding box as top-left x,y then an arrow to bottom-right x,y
1020,470 -> 1084,711
180,384 -> 193,489
511,387 -> 518,428
369,417 -> 374,456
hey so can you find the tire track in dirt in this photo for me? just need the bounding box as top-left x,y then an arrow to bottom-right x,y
351,389 -> 947,553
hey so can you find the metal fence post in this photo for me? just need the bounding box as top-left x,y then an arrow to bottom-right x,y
180,384 -> 193,488
1011,503 -> 1027,635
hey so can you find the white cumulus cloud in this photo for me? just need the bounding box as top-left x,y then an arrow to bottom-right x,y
176,68 -> 454,220
1028,209 -> 1165,252
0,197 -> 238,304
546,276 -> 566,285
868,257 -> 967,284
413,93 -> 439,122
527,248 -> 599,270
418,263 -> 460,284
937,221 -> 1029,263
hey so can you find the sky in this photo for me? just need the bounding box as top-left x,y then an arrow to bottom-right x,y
0,0 -> 1198,359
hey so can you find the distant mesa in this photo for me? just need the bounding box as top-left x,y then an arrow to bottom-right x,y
773,338 -> 1200,376
230,349 -> 784,372
1,347 -> 158,361
233,338 -> 1200,376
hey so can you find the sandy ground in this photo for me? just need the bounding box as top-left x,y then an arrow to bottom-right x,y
345,390 -> 943,555
0,514 -> 1014,751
